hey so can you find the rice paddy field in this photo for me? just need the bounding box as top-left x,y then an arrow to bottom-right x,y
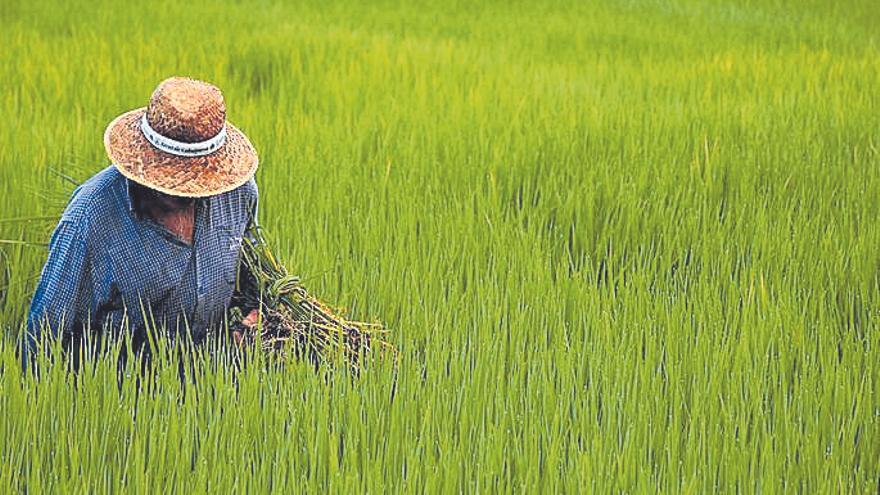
0,0 -> 878,492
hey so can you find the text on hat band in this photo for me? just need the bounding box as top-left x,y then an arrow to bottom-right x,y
140,114 -> 228,157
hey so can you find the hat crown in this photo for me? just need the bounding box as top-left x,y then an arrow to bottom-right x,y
145,77 -> 226,143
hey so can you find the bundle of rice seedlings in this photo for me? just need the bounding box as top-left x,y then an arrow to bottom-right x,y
229,228 -> 394,371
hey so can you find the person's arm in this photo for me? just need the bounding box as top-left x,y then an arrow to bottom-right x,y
23,220 -> 91,370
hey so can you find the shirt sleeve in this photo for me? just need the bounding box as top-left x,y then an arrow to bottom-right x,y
23,219 -> 91,368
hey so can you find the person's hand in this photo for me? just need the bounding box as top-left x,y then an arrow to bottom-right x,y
232,309 -> 260,347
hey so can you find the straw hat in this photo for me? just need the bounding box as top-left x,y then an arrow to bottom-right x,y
104,77 -> 258,198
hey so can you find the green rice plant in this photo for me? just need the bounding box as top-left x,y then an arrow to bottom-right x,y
0,248 -> 8,308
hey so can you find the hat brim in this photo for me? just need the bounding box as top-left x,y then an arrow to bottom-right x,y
104,108 -> 259,198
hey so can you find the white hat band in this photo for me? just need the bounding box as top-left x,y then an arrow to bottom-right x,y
140,114 -> 227,157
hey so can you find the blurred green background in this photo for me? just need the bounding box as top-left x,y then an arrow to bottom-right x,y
0,0 -> 878,492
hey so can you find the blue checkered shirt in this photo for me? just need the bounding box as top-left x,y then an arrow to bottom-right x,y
24,166 -> 258,365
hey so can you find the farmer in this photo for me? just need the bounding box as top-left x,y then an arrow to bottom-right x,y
24,77 -> 259,368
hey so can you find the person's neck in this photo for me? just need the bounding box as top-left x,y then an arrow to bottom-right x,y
143,201 -> 194,221
130,183 -> 197,245
149,203 -> 196,245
